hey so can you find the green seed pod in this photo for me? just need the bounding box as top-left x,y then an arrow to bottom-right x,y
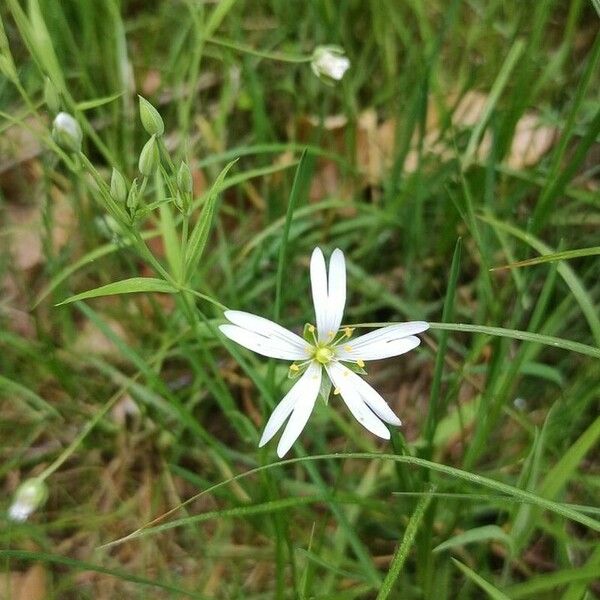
177,161 -> 193,194
44,77 -> 61,114
138,95 -> 164,136
8,478 -> 48,522
110,168 -> 128,203
52,112 -> 82,152
138,135 -> 159,176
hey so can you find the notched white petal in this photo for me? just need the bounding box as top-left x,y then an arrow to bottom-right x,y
310,248 -> 329,341
224,310 -> 308,351
219,324 -> 308,360
326,363 -> 390,439
277,363 -> 322,457
337,335 -> 421,361
326,248 -> 346,336
349,322 -> 429,349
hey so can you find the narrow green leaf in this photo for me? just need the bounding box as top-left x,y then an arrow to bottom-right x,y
184,159 -> 237,278
377,488 -> 434,599
508,563 -> 600,598
273,149 -> 313,321
76,91 -> 124,111
56,277 -> 178,306
480,213 -> 600,346
433,525 -> 513,554
424,238 -> 461,449
492,246 -> 600,270
427,322 -> 600,360
451,559 -> 510,600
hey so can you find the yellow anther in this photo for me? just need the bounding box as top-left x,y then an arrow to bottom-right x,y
357,359 -> 365,368
308,324 -> 315,333
344,345 -> 353,352
328,330 -> 335,338
343,327 -> 354,337
334,387 -> 341,395
289,364 -> 300,372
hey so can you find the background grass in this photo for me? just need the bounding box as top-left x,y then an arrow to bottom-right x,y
1,0 -> 599,598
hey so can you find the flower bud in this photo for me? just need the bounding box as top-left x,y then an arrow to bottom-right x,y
138,135 -> 159,176
127,178 -> 139,213
177,161 -> 193,194
310,46 -> 350,82
110,168 -> 128,203
138,95 -> 164,136
44,77 -> 61,114
52,112 -> 83,152
8,478 -> 48,522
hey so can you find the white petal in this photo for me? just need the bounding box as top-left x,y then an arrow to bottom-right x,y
326,363 -> 390,439
224,310 -> 308,352
326,249 -> 346,337
350,322 -> 429,349
350,372 -> 402,426
310,248 -> 329,342
219,324 -> 308,360
277,362 -> 322,457
259,364 -> 317,447
337,332 -> 423,361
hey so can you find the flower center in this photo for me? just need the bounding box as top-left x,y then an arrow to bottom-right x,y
314,346 -> 334,365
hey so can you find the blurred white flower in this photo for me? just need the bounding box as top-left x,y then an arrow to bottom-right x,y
8,478 -> 48,522
52,112 -> 82,152
311,46 -> 350,82
220,247 -> 428,457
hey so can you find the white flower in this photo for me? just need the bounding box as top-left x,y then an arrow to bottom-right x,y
7,478 -> 48,522
311,46 -> 350,82
52,112 -> 82,152
219,248 -> 429,457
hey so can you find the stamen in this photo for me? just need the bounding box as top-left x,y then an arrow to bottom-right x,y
357,359 -> 365,368
344,345 -> 353,352
308,324 -> 315,333
333,387 -> 341,395
289,364 -> 300,372
343,327 -> 354,337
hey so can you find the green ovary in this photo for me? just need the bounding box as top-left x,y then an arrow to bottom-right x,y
314,346 -> 334,365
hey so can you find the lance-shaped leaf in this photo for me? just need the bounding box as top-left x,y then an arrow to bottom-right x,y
56,277 -> 178,306
184,159 -> 237,280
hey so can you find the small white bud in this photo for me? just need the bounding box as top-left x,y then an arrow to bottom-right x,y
8,478 -> 48,522
138,95 -> 164,136
110,168 -> 128,203
311,46 -> 350,82
138,135 -> 159,176
52,112 -> 82,152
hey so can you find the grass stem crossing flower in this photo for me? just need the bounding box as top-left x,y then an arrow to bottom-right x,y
220,248 -> 428,457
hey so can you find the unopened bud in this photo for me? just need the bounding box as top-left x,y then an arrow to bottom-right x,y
44,77 -> 61,113
110,168 -> 128,203
138,135 -> 159,176
177,161 -> 193,194
311,46 -> 350,82
138,95 -> 164,136
8,478 -> 48,522
52,112 -> 82,152
127,179 -> 139,213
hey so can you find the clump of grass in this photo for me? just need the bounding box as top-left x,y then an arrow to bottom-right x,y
1,1 -> 599,598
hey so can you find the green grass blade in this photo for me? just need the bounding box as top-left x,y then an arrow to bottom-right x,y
184,159 -> 237,280
55,277 -> 178,306
377,488 -> 434,600
451,559 -> 511,600
433,525 -> 514,554
427,323 -> 600,360
492,246 -> 600,270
